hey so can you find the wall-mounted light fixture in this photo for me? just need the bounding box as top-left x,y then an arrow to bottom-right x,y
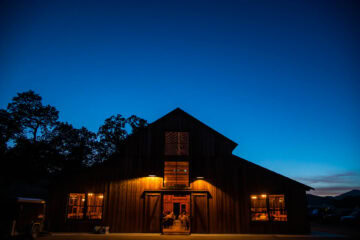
148,174 -> 156,177
196,177 -> 204,179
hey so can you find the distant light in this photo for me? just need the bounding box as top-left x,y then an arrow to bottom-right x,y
98,195 -> 104,199
196,177 -> 204,179
261,194 -> 267,198
251,195 -> 257,199
148,175 -> 156,177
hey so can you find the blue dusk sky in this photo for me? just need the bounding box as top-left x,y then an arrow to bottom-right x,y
1,0 -> 359,196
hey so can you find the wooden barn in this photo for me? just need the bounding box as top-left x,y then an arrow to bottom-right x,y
48,108 -> 312,234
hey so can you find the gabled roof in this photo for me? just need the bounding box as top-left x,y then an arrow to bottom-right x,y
150,107 -> 238,151
232,155 -> 314,191
124,107 -> 313,190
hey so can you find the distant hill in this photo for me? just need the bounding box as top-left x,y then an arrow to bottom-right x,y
307,189 -> 360,208
307,194 -> 333,207
335,189 -> 360,200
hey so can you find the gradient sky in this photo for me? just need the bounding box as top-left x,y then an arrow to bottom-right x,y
1,0 -> 359,196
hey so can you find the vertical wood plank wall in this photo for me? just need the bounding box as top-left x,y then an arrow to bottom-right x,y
48,110 -> 310,234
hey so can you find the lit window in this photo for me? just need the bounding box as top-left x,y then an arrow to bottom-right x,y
269,195 -> 287,221
164,161 -> 189,187
67,193 -> 85,219
67,193 -> 104,220
87,193 -> 104,220
250,194 -> 268,221
250,194 -> 287,222
165,132 -> 189,156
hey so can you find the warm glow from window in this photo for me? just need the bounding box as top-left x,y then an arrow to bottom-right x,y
164,161 -> 189,187
87,193 -> 104,220
67,193 -> 85,219
67,193 -> 104,220
250,194 -> 287,222
250,194 -> 268,221
269,195 -> 287,221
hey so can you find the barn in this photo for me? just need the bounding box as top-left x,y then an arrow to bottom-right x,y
48,108 -> 312,234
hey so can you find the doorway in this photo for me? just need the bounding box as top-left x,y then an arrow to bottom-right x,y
162,194 -> 190,234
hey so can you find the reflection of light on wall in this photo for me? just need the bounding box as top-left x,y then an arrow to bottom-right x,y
192,179 -> 214,191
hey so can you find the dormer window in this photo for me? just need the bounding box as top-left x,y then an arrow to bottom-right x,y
165,132 -> 189,156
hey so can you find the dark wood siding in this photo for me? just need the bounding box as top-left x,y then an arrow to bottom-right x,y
48,108 -> 311,234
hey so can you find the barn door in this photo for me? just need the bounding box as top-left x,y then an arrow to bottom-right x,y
144,193 -> 161,233
191,194 -> 209,233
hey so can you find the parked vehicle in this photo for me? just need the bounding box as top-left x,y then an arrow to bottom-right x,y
3,197 -> 46,239
340,209 -> 360,225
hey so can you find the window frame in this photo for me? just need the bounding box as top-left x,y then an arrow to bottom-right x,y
164,131 -> 189,156
66,193 -> 85,220
163,160 -> 190,188
66,192 -> 105,220
250,194 -> 287,222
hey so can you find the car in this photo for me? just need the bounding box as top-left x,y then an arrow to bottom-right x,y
340,209 -> 360,225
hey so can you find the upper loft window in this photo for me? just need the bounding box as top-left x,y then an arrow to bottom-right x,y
165,132 -> 189,156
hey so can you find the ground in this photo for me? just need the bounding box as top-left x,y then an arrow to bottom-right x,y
36,222 -> 359,240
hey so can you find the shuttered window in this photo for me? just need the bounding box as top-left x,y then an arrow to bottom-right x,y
164,161 -> 189,187
165,132 -> 189,156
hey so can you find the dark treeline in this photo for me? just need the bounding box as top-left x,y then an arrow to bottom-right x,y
0,90 -> 147,187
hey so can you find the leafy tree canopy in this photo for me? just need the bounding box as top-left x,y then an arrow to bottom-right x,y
7,90 -> 59,142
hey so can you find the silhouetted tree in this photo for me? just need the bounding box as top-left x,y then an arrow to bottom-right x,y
4,137 -> 62,182
127,115 -> 148,134
48,122 -> 98,171
97,114 -> 127,159
97,114 -> 148,161
0,109 -> 22,153
7,90 -> 59,142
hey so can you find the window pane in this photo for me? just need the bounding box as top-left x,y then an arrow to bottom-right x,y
250,195 -> 268,221
164,161 -> 189,187
269,195 -> 287,221
87,193 -> 104,220
165,132 -> 189,156
67,193 -> 85,219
